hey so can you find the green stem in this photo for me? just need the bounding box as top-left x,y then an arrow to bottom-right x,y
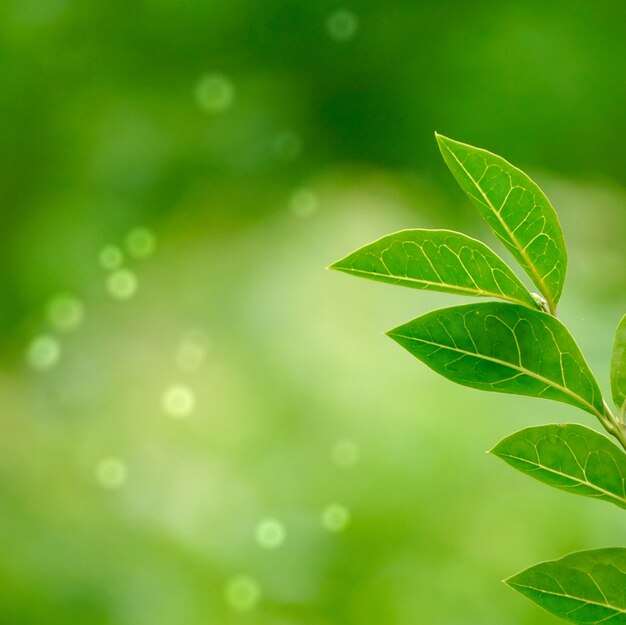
601,400 -> 626,452
547,304 -> 626,452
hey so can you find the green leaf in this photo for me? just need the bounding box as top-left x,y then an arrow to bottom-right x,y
436,134 -> 567,313
491,424 -> 626,509
387,302 -> 605,419
506,548 -> 626,624
611,314 -> 626,412
329,229 -> 538,308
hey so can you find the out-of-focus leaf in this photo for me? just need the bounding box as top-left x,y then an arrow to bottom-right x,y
507,548 -> 626,624
330,229 -> 538,308
611,314 -> 626,412
436,134 -> 567,313
387,302 -> 605,419
491,424 -> 626,509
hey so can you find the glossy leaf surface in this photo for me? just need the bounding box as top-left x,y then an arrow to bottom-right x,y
491,424 -> 626,509
507,548 -> 626,624
330,229 -> 538,308
436,134 -> 567,312
387,302 -> 605,419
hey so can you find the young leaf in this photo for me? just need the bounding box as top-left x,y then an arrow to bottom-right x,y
387,302 -> 605,420
436,134 -> 567,313
491,424 -> 626,509
506,548 -> 626,625
329,229 -> 538,308
611,314 -> 626,412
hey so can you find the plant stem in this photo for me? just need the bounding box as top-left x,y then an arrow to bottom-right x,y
548,305 -> 626,452
601,400 -> 626,452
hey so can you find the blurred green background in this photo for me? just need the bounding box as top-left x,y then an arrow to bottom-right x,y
1,1 -> 626,623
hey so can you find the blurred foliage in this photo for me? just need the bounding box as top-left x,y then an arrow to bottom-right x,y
1,1 -> 626,623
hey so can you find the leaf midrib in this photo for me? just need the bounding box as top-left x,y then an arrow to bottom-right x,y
493,451 -> 626,508
440,140 -> 555,310
508,580 -> 626,617
335,266 -> 533,307
391,333 -> 603,420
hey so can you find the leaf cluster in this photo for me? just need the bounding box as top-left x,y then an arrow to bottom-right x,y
331,135 -> 626,624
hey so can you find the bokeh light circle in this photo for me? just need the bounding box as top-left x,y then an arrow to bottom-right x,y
96,457 -> 128,490
162,384 -> 196,418
321,504 -> 350,532
26,335 -> 61,371
254,518 -> 286,549
326,9 -> 359,42
195,73 -> 235,113
107,270 -> 138,300
224,575 -> 261,612
47,294 -> 84,332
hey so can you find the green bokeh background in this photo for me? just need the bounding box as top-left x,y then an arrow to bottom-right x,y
1,1 -> 626,623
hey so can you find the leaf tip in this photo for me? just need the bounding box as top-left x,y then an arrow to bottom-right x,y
434,131 -> 446,146
502,574 -> 516,588
486,444 -> 501,457
327,259 -> 347,272
502,568 -> 528,591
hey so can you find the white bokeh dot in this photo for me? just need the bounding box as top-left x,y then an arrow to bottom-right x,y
321,504 -> 350,532
96,457 -> 127,490
99,245 -> 124,270
26,334 -> 61,371
47,294 -> 84,332
107,269 -> 138,300
326,9 -> 359,42
162,384 -> 196,418
290,188 -> 319,218
254,518 -> 286,549
195,73 -> 235,113
224,575 -> 261,612
125,227 -> 156,259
